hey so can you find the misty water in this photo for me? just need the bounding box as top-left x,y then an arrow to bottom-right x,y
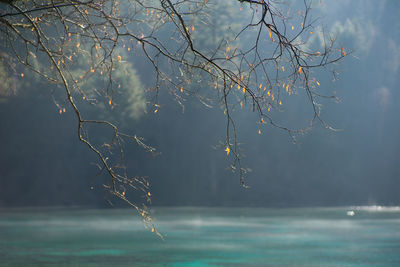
1,207 -> 400,266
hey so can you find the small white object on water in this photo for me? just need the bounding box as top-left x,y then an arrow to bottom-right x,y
347,210 -> 355,216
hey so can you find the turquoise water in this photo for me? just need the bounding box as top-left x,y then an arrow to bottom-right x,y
1,207 -> 399,266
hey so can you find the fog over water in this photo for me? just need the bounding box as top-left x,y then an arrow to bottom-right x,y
0,0 -> 399,207
1,207 -> 399,266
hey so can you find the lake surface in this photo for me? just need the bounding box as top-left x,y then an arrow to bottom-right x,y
0,206 -> 399,266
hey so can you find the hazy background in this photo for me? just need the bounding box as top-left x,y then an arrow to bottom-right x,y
1,0 -> 399,208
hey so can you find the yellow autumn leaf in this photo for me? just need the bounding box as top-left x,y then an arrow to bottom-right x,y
242,87 -> 246,94
291,25 -> 294,30
258,129 -> 261,135
240,101 -> 243,109
298,66 -> 302,74
108,99 -> 112,105
147,192 -> 151,197
316,81 -> 320,86
180,87 -> 183,93
225,146 -> 230,156
279,100 -> 282,105
281,66 -> 285,71
268,27 -> 272,39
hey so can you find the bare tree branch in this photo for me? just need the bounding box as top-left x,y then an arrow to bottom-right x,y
0,0 -> 346,234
